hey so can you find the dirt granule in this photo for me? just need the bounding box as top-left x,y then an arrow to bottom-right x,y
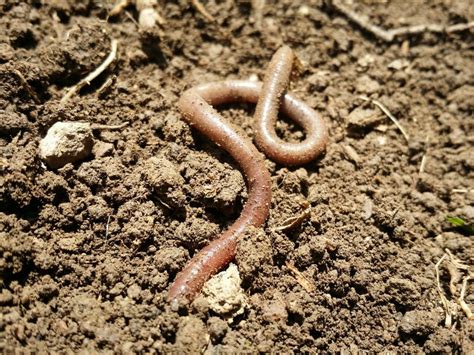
1,0 -> 473,353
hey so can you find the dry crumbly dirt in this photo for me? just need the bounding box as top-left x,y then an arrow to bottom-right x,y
1,0 -> 473,353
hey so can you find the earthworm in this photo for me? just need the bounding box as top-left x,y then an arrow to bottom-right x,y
168,46 -> 328,308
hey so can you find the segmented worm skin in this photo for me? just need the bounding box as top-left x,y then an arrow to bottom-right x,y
254,46 -> 328,165
168,46 -> 328,308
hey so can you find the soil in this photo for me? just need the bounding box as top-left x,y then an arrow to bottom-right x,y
1,0 -> 473,353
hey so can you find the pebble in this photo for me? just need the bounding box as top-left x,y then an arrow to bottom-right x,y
348,107 -> 383,127
202,263 -> 246,319
387,59 -> 409,71
355,75 -> 381,95
92,141 -> 114,157
39,122 -> 94,169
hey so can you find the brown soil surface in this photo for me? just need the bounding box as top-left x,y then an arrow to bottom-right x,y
1,0 -> 473,353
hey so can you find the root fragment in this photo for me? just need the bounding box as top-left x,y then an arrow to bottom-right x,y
60,39 -> 118,105
109,0 -> 129,17
359,95 -> 409,143
191,0 -> 215,22
459,275 -> 473,320
96,75 -> 116,98
435,254 -> 453,328
105,215 -> 111,240
419,154 -> 427,174
452,189 -> 474,194
91,122 -> 129,131
286,261 -> 316,294
329,0 -> 474,42
435,249 -> 473,327
14,69 -> 40,104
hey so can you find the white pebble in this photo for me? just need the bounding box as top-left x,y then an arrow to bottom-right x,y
39,122 -> 93,169
202,263 -> 246,319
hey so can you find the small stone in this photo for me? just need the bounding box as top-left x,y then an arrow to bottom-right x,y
342,144 -> 360,166
139,8 -> 158,29
202,263 -> 246,318
388,59 -> 409,71
142,156 -> 186,208
298,5 -> 310,16
92,141 -> 114,157
355,75 -> 380,95
362,198 -> 373,220
57,236 -> 80,252
347,107 -> 383,127
448,127 -> 466,146
54,319 -> 69,335
39,122 -> 94,169
357,54 -> 375,69
332,29 -> 351,52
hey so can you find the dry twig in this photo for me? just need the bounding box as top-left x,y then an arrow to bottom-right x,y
60,39 -> 118,104
359,95 -> 409,143
96,75 -> 116,97
329,0 -> 474,42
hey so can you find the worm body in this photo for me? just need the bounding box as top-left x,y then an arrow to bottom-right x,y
254,46 -> 327,165
169,87 -> 272,308
168,47 -> 328,307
